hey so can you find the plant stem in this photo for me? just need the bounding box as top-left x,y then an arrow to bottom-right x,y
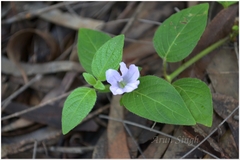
166,36 -> 229,82
163,59 -> 168,79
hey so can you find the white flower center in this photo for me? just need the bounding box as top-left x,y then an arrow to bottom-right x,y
118,81 -> 126,88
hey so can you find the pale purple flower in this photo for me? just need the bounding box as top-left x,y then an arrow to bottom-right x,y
106,62 -> 140,95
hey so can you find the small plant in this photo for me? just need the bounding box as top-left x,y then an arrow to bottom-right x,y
61,3 -> 236,135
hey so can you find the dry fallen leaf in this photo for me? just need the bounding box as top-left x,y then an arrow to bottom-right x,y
212,93 -> 239,149
138,124 -> 174,159
107,95 -> 130,158
6,28 -> 60,83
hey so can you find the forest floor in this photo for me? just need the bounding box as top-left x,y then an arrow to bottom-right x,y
1,1 -> 239,158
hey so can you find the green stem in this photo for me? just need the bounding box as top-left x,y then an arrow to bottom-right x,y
167,36 -> 229,83
163,59 -> 168,79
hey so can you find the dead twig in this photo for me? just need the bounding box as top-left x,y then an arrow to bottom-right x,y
2,56 -> 84,76
56,44 -> 75,61
117,2 -> 136,19
234,42 -> 239,66
41,142 -> 49,157
99,114 -> 219,159
180,106 -> 239,159
106,32 -> 152,44
97,18 -> 161,31
71,2 -> 104,10
1,74 -> 42,111
174,7 -> 180,12
32,140 -> 38,159
123,123 -> 146,158
1,90 -> 72,121
138,18 -> 161,25
82,104 -> 110,123
91,2 -> 115,18
121,2 -> 145,34
1,84 -> 106,123
37,146 -> 94,154
64,1 -> 79,17
2,1 -> 78,24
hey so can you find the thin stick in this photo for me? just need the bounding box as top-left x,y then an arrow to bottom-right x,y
121,2 -> 145,34
1,74 -> 42,111
151,121 -> 157,130
82,104 -> 110,123
97,18 -> 161,30
41,142 -> 49,157
123,123 -> 146,158
2,1 -> 78,24
37,146 -> 94,154
174,7 -> 180,12
71,2 -> 104,10
1,84 -> 91,121
99,115 -> 219,159
180,106 -> 239,159
117,2 -> 136,19
234,42 -> 239,66
64,1 -> 79,17
1,91 -> 70,121
55,44 -> 74,61
138,19 -> 161,25
32,140 -> 38,159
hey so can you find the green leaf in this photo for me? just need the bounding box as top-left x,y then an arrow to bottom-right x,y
137,66 -> 142,72
62,87 -> 96,134
121,76 -> 196,125
218,1 -> 238,8
83,72 -> 97,86
232,25 -> 239,32
98,84 -> 111,93
153,3 -> 209,62
94,80 -> 105,90
172,78 -> 213,127
78,28 -> 111,74
92,35 -> 124,81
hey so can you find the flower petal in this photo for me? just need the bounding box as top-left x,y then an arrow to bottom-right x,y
110,86 -> 124,95
123,80 -> 140,93
120,62 -> 128,77
106,69 -> 122,86
122,64 -> 140,83
106,63 -> 140,95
